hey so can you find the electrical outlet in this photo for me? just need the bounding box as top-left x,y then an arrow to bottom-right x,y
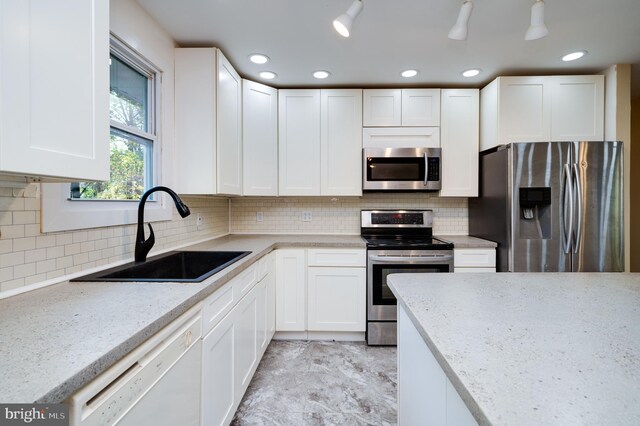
196,213 -> 203,229
256,211 -> 264,222
302,211 -> 312,222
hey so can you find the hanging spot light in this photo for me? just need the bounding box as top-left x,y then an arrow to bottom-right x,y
448,0 -> 473,41
333,0 -> 364,38
525,0 -> 549,41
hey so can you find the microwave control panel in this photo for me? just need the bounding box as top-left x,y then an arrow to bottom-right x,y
427,158 -> 440,182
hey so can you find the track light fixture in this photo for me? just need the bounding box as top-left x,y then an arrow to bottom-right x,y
333,0 -> 364,38
525,0 -> 549,41
448,0 -> 473,41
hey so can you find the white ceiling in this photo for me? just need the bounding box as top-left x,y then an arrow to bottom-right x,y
137,0 -> 640,96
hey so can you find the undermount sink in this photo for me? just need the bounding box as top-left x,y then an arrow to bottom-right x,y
71,251 -> 251,283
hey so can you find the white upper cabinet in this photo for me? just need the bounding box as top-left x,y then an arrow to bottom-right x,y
363,89 -> 440,127
550,75 -> 604,141
0,0 -> 109,182
216,51 -> 242,195
363,89 -> 401,126
320,89 -> 363,196
480,75 -> 604,151
278,90 -> 321,196
401,89 -> 441,126
279,89 -> 362,196
440,89 -> 479,197
242,80 -> 278,196
174,47 -> 242,195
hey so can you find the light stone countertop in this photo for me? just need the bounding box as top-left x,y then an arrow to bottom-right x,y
0,234 -> 364,404
437,235 -> 497,248
388,273 -> 640,426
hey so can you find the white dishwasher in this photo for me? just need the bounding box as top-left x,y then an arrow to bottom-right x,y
70,306 -> 202,426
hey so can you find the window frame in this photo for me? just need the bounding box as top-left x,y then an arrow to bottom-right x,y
41,34 -> 172,232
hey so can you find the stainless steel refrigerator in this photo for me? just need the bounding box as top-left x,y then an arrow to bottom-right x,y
469,142 -> 624,272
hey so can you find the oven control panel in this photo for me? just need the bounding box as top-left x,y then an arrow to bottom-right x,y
371,212 -> 424,225
361,210 -> 433,228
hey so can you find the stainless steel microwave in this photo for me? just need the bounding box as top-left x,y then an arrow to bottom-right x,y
363,147 -> 442,191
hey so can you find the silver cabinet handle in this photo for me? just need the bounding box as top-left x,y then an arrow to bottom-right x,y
424,152 -> 429,186
572,163 -> 583,254
368,255 -> 453,263
561,163 -> 574,254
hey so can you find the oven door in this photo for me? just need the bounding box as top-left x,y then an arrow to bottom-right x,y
367,249 -> 453,321
363,147 -> 441,191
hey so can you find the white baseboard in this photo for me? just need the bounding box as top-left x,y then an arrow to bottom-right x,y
273,331 -> 365,342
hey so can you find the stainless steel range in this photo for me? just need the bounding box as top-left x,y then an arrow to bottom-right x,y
362,210 -> 454,345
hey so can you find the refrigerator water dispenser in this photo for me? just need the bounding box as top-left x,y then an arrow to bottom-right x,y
519,187 -> 551,239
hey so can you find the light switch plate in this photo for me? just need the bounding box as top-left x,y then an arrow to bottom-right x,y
302,211 -> 312,222
196,213 -> 203,229
256,211 -> 264,222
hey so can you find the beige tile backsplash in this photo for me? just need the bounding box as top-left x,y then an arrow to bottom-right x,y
230,193 -> 468,235
0,184 -> 230,293
1,186 -> 469,293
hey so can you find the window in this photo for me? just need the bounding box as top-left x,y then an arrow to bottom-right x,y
41,35 -> 171,233
70,51 -> 156,201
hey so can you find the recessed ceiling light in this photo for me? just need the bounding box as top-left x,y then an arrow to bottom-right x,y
462,68 -> 481,77
259,71 -> 277,80
313,71 -> 331,79
249,54 -> 269,64
562,51 -> 587,62
401,69 -> 418,78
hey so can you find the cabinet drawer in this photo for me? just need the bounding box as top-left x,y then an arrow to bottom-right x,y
233,262 -> 259,299
307,249 -> 366,267
202,283 -> 235,336
454,267 -> 496,273
454,249 -> 496,268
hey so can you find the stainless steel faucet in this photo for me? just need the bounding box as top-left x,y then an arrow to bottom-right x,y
135,186 -> 190,262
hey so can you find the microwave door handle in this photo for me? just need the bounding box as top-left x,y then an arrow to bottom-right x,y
424,152 -> 429,186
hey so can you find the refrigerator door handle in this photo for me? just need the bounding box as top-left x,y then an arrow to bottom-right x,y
562,163 -> 574,254
572,163 -> 583,254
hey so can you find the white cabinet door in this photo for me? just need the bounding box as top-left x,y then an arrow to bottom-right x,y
217,50 -> 242,195
0,0 -> 109,181
202,314 -> 236,426
320,89 -> 363,196
174,48 -> 217,194
440,89 -> 479,197
550,75 -> 604,141
265,254 -> 276,341
363,89 -> 402,126
307,267 -> 366,332
362,127 -> 440,148
275,249 -> 306,331
255,279 -> 269,357
278,90 -> 321,195
401,89 -> 441,126
499,76 -> 551,143
242,80 -> 278,196
234,283 -> 258,401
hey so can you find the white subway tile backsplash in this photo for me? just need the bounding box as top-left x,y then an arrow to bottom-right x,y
230,193 -> 468,235
0,184 -> 230,294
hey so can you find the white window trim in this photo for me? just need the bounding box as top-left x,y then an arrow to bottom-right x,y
41,34 -> 171,233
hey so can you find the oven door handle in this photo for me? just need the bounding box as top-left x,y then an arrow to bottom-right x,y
368,255 -> 453,263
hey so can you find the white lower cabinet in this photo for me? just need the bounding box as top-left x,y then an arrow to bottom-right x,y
201,254 -> 275,426
454,248 -> 496,273
307,267 -> 365,331
398,305 -> 477,426
275,249 -> 307,331
276,248 -> 366,336
202,314 -> 236,426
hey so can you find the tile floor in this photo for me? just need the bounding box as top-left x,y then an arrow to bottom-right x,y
231,340 -> 397,426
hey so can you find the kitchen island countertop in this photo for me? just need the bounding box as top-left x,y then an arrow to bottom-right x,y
388,272 -> 640,426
